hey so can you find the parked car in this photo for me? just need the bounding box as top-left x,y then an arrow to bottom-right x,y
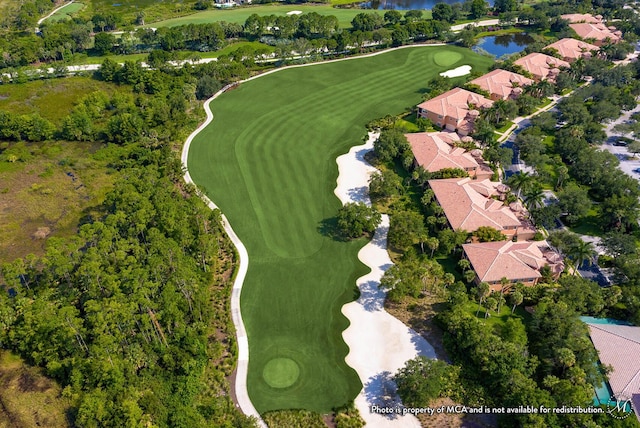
633,167 -> 640,174
612,136 -> 633,146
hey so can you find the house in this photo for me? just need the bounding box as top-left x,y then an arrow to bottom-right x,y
427,177 -> 537,240
417,88 -> 494,136
469,69 -> 534,101
560,13 -> 603,24
585,321 -> 640,422
404,131 -> 493,179
514,53 -> 570,82
462,240 -> 564,290
569,22 -> 622,46
545,38 -> 600,62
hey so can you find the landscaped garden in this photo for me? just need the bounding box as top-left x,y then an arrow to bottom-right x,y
187,45 -> 492,413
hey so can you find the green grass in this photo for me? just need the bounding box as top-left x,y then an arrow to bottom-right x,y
187,45 -> 492,413
466,301 -> 532,329
0,77 -> 127,124
147,4 -> 386,29
568,207 -> 603,237
43,2 -> 85,23
496,120 -> 515,133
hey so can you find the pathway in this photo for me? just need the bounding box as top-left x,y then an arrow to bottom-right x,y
36,1 -> 74,31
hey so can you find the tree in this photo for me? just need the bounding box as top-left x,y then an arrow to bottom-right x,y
93,32 -> 116,55
369,170 -> 403,202
475,281 -> 490,316
470,0 -> 489,19
473,226 -> 507,242
394,357 -> 455,407
432,3 -> 457,23
493,0 -> 517,13
373,129 -> 410,162
336,203 -> 382,239
383,10 -> 402,25
524,185 -> 545,210
484,296 -> 498,318
568,240 -> 596,270
628,140 -> 640,156
510,290 -> 523,314
351,13 -> 384,32
388,210 -> 425,250
556,184 -> 591,225
426,237 -> 439,258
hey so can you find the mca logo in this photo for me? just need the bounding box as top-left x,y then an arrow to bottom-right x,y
606,392 -> 634,420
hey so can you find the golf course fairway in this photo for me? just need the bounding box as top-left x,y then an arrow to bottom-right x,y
187,46 -> 492,413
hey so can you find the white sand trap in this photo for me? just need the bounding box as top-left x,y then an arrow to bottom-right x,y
286,10 -> 302,15
336,132 -> 437,427
439,64 -> 472,78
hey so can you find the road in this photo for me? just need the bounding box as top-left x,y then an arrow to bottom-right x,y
599,101 -> 640,179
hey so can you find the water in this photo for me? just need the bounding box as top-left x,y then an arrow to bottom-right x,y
362,0 -> 493,11
473,33 -> 534,58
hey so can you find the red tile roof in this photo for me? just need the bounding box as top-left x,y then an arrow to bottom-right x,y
570,22 -> 621,44
469,69 -> 534,100
462,240 -> 564,284
417,88 -> 493,125
428,177 -> 523,232
561,13 -> 602,24
404,131 -> 479,172
545,38 -> 600,61
514,53 -> 570,81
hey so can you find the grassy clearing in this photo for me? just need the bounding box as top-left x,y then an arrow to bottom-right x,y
44,2 -> 85,23
0,77 -> 127,125
466,301 -> 532,329
569,207 -> 603,237
0,350 -> 70,428
0,141 -> 114,263
188,45 -> 492,413
147,4 -> 385,29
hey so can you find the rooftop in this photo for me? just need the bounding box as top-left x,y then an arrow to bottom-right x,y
462,240 -> 564,284
545,38 -> 600,61
469,69 -> 534,100
404,131 -> 479,172
570,22 -> 621,44
417,88 -> 494,122
514,53 -> 570,81
560,13 -> 603,24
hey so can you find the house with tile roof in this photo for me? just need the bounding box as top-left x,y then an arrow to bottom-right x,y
462,240 -> 564,290
514,53 -> 570,82
417,88 -> 494,136
560,13 -> 603,24
404,131 -> 493,179
586,322 -> 640,423
427,177 -> 537,240
570,22 -> 622,46
545,38 -> 600,62
469,69 -> 534,101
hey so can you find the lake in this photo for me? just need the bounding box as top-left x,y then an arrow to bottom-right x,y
362,0 -> 493,10
473,33 -> 534,58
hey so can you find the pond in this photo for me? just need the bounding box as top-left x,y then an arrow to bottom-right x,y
362,0 -> 493,11
473,33 -> 535,58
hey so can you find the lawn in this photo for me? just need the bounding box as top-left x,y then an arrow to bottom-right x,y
187,45 -> 492,413
147,4 -> 387,29
43,2 -> 85,23
0,350 -> 71,428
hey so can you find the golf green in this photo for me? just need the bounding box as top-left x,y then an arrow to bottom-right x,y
187,46 -> 492,413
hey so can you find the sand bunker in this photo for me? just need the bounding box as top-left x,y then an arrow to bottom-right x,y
337,132 -> 437,427
439,65 -> 472,78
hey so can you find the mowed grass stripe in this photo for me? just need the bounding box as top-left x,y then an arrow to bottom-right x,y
188,46 -> 492,413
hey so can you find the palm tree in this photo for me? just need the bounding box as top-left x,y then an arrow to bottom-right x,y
568,240 -> 596,270
510,290 -> 523,314
475,282 -> 491,317
508,171 -> 535,198
524,186 -> 545,210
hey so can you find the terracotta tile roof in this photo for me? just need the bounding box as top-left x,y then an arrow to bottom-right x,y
545,38 -> 600,61
561,13 -> 602,24
570,22 -> 621,43
514,53 -> 570,81
469,69 -> 534,100
462,240 -> 564,284
587,323 -> 640,418
404,131 -> 479,172
428,177 -> 523,232
417,88 -> 493,124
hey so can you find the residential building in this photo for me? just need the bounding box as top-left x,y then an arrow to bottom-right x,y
585,321 -> 640,423
417,88 -> 494,136
469,69 -> 534,101
514,53 -> 570,82
462,240 -> 564,290
545,38 -> 600,62
404,131 -> 493,179
427,177 -> 537,240
570,22 -> 621,45
560,13 -> 603,24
